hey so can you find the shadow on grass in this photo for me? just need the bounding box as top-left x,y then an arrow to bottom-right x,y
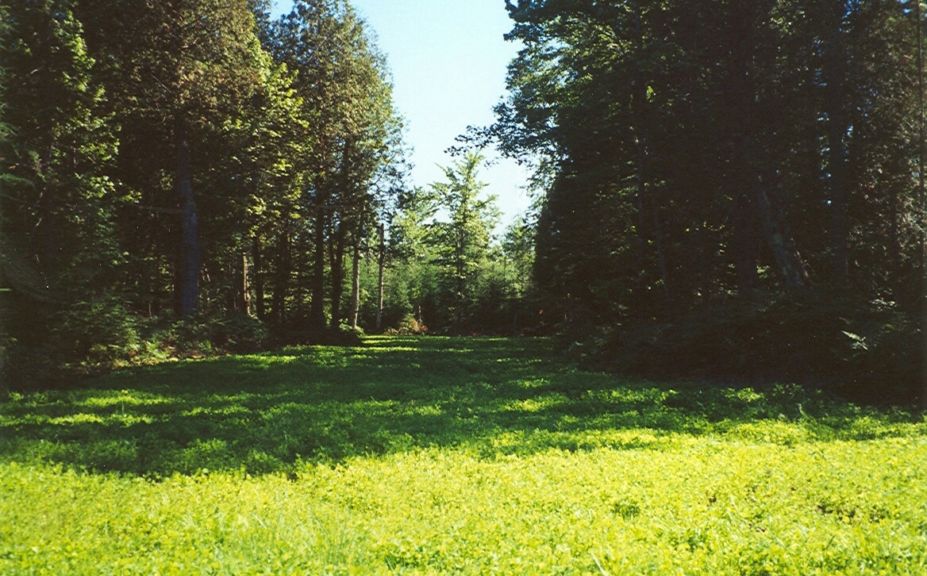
1,336 -> 922,477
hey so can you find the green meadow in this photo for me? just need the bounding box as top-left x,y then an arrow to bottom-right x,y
2,336 -> 926,575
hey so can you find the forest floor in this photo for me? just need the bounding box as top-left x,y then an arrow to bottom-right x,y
1,336 -> 926,574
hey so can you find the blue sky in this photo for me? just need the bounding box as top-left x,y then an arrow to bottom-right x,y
270,0 -> 532,227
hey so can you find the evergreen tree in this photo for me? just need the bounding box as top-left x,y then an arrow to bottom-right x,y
76,0 -> 266,317
429,152 -> 500,328
0,0 -> 129,377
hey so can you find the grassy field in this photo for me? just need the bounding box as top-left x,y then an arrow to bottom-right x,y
1,336 -> 926,574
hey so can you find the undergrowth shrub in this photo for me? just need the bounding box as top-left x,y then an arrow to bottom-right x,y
205,314 -> 268,353
4,310 -> 276,389
5,296 -> 139,386
55,296 -> 139,366
271,316 -> 363,346
385,314 -> 429,336
149,314 -> 269,357
595,294 -> 922,405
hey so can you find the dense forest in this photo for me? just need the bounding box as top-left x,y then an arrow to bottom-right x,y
1,0 -> 926,405
485,0 -> 927,403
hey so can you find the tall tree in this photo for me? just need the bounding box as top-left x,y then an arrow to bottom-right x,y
430,152 -> 500,327
77,0 -> 265,317
1,0 -> 127,372
271,0 -> 401,333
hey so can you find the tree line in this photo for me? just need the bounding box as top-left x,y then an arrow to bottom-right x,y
0,0 -> 413,383
483,0 -> 926,402
0,0 -> 539,386
3,0 -> 925,404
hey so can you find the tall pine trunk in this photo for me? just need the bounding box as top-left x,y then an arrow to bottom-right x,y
732,191 -> 759,294
328,220 -> 347,329
376,223 -> 385,331
350,234 -> 361,329
915,0 -> 927,409
175,117 -> 199,317
236,250 -> 250,315
824,1 -> 850,284
629,0 -> 671,304
752,180 -> 809,289
726,1 -> 760,295
309,202 -> 327,332
252,235 -> 265,319
728,0 -> 807,292
271,227 -> 290,325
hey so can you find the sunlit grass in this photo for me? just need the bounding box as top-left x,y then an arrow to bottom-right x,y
1,336 -> 926,574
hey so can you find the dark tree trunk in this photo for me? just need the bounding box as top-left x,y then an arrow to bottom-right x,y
731,191 -> 760,294
726,0 -> 807,293
328,219 -> 347,329
309,203 -> 327,332
890,188 -> 900,288
752,181 -> 809,289
175,117 -> 199,317
350,234 -> 361,329
376,222 -> 385,331
252,235 -> 265,319
824,1 -> 850,284
726,1 -> 760,295
629,0 -> 671,304
630,0 -> 648,255
455,228 -> 465,324
0,206 -> 7,399
271,228 -> 290,325
915,0 -> 927,409
650,192 -> 671,303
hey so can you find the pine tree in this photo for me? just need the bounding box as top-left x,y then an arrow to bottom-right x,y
1,0 -> 129,377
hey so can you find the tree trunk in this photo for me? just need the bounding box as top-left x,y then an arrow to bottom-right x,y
650,192 -> 671,303
309,203 -> 327,332
732,191 -> 760,294
726,0 -> 760,296
175,116 -> 199,317
376,222 -> 385,331
328,219 -> 347,329
727,0 -> 807,292
455,228 -> 465,325
629,0 -> 671,304
630,0 -> 648,255
0,206 -> 7,400
824,1 -> 850,284
752,180 -> 809,289
271,228 -> 290,325
252,235 -> 265,319
915,0 -> 927,409
350,235 -> 361,329
236,250 -> 250,315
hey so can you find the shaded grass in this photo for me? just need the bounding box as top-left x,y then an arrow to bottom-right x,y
2,336 -> 926,574
1,336 -> 923,476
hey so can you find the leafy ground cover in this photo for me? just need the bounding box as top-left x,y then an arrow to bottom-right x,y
1,336 -> 926,574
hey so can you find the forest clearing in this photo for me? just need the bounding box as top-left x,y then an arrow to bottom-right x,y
3,0 -> 927,573
2,337 -> 926,575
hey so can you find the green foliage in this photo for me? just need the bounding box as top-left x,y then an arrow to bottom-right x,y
384,313 -> 429,336
1,0 -> 407,375
0,0 -> 128,384
135,314 -> 269,359
384,155 -> 533,335
596,296 -> 923,405
497,0 -> 924,305
489,0 -> 926,400
178,314 -> 270,355
53,297 -> 140,367
1,337 -> 926,573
